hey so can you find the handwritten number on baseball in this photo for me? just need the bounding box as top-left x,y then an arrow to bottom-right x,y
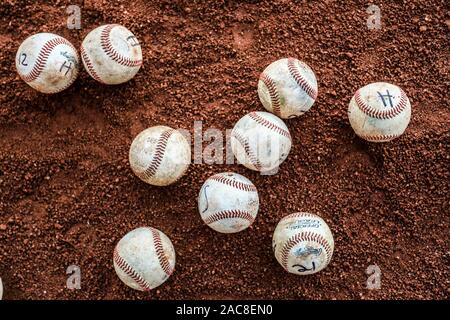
292,262 -> 316,272
19,53 -> 28,66
377,90 -> 395,108
126,35 -> 140,47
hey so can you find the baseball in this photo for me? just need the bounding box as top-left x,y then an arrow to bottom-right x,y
114,227 -> 175,291
348,82 -> 411,142
15,33 -> 79,94
198,172 -> 259,233
272,212 -> 334,275
231,111 -> 292,172
81,24 -> 142,84
258,58 -> 318,119
0,277 -> 3,300
129,125 -> 191,186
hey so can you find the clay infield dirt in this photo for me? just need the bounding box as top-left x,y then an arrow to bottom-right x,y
0,0 -> 449,300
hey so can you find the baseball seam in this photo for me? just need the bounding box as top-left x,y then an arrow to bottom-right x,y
20,37 -> 77,83
148,227 -> 174,277
44,66 -> 79,94
354,88 -> 408,120
138,129 -> 174,180
259,73 -> 282,117
210,174 -> 257,193
113,246 -> 152,291
357,133 -> 402,142
80,45 -> 104,83
100,24 -> 142,67
287,57 -> 318,100
204,210 -> 255,225
248,112 -> 291,140
232,130 -> 262,171
280,231 -> 333,271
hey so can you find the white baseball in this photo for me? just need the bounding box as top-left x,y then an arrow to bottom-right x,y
16,33 -> 79,94
129,125 -> 191,186
81,24 -> 142,84
231,111 -> 292,172
272,212 -> 334,275
0,277 -> 3,300
113,227 -> 176,291
258,58 -> 318,119
198,172 -> 259,233
348,82 -> 411,142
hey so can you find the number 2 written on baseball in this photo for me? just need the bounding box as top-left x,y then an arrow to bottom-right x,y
19,53 -> 28,66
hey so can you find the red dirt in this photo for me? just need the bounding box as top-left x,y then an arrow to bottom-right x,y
0,0 -> 448,300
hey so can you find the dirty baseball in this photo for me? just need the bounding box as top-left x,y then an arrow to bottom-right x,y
81,24 -> 142,84
15,33 -> 79,94
198,172 -> 259,233
258,57 -> 318,119
272,212 -> 334,275
113,227 -> 176,291
129,125 -> 191,186
231,111 -> 292,172
348,82 -> 411,142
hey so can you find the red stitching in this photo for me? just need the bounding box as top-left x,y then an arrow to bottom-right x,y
43,64 -> 79,94
210,174 -> 257,192
148,227 -> 174,276
280,231 -> 333,271
232,130 -> 262,171
354,88 -> 408,119
100,24 -> 142,67
138,129 -> 174,180
259,73 -> 281,116
80,45 -> 104,83
204,210 -> 255,225
113,245 -> 152,291
20,36 -> 77,83
248,112 -> 291,140
280,212 -> 318,222
287,57 -> 317,100
357,133 -> 402,142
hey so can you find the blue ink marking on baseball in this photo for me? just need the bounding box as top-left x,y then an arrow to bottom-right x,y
377,90 -> 394,108
294,246 -> 322,258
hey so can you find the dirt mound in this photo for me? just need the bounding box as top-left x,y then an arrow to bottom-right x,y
0,1 -> 448,299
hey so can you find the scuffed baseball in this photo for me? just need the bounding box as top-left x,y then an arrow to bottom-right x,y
273,212 -> 334,275
81,24 -> 142,84
231,111 -> 292,172
16,33 -> 79,94
129,125 -> 191,186
198,172 -> 259,233
258,58 -> 318,119
348,82 -> 411,142
113,227 -> 176,291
